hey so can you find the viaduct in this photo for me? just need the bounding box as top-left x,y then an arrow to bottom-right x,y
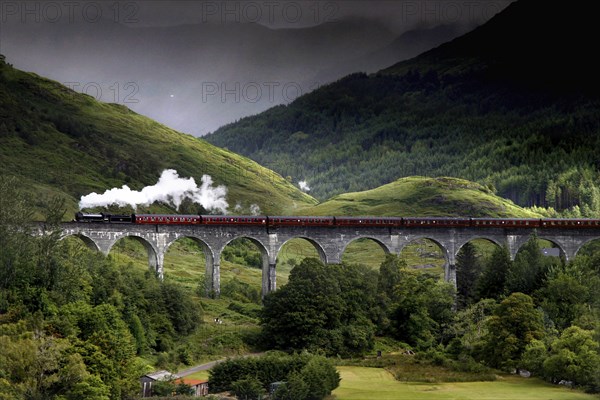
59,222 -> 600,297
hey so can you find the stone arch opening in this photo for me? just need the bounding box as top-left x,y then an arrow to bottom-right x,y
60,233 -> 100,253
219,236 -> 269,303
275,237 -> 324,287
163,236 -> 212,294
515,236 -> 567,262
456,237 -> 503,257
398,237 -> 448,277
340,237 -> 390,269
107,235 -> 159,276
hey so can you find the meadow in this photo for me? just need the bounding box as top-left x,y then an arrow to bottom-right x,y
333,366 -> 597,400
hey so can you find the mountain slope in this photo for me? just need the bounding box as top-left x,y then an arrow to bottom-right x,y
0,58 -> 317,216
204,0 -> 600,213
299,177 -> 542,218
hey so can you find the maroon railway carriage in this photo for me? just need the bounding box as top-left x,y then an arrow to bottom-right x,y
403,217 -> 471,227
334,217 -> 402,227
541,219 -> 600,228
471,218 -> 540,228
202,216 -> 267,225
267,216 -> 335,227
134,214 -> 201,224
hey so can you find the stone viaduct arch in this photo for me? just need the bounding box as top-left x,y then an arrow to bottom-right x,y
57,223 -> 600,298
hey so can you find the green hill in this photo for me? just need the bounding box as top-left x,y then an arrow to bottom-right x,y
205,1 -> 600,214
299,176 -> 542,218
0,57 -> 317,217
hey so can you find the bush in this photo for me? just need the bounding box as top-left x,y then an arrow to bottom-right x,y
231,376 -> 265,400
209,353 -> 339,400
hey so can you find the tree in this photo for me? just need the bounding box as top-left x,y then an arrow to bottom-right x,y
0,176 -> 36,301
521,339 -> 548,376
480,293 -> 545,371
273,371 -> 309,400
536,272 -> 589,330
375,255 -> 406,334
299,356 -> 341,400
507,234 -> 554,295
446,298 -> 497,356
543,326 -> 600,391
0,329 -> 110,400
477,245 -> 511,300
261,258 -> 376,356
384,260 -> 455,349
456,242 -> 481,308
231,376 -> 266,400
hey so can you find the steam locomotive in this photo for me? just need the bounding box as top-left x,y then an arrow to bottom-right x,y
74,212 -> 600,229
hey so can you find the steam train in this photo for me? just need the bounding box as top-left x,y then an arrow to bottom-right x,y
74,213 -> 600,229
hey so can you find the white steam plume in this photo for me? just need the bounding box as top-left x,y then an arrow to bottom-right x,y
298,180 -> 311,192
249,204 -> 261,216
79,169 -> 228,213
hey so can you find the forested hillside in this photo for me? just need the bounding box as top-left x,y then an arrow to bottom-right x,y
205,0 -> 600,215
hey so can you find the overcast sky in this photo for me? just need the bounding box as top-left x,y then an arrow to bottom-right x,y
1,1 -> 513,31
131,0 -> 512,30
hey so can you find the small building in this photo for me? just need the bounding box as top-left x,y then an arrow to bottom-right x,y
542,248 -> 561,257
140,370 -> 180,397
175,378 -> 209,397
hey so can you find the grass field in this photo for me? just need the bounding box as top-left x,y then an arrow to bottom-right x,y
333,367 -> 597,400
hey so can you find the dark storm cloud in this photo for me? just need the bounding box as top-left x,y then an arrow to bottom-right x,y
129,1 -> 513,32
1,1 -> 512,31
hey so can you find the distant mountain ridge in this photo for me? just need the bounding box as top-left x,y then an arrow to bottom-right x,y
205,0 -> 600,213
